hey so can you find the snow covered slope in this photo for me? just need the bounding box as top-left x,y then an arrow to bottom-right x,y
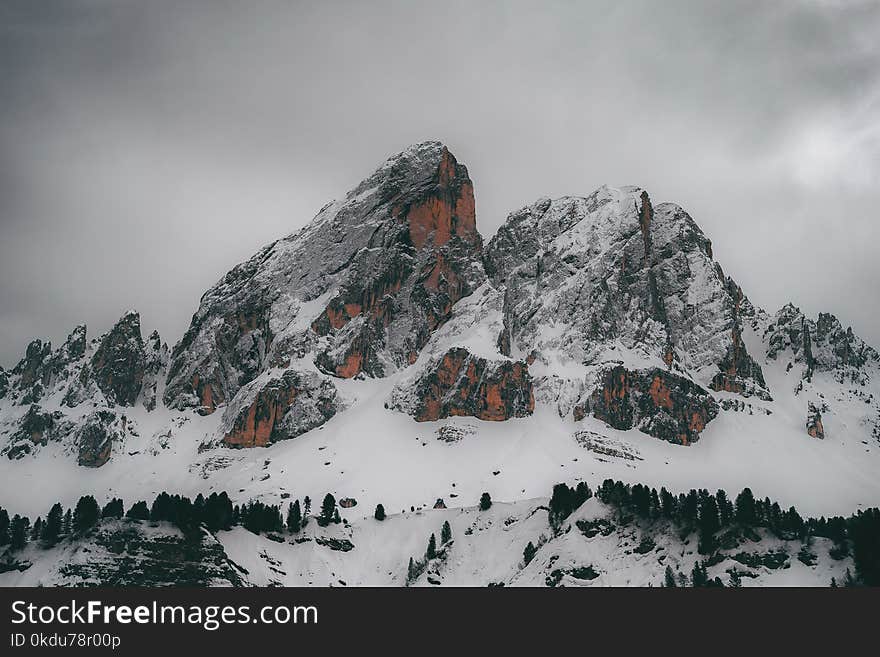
0,496 -> 852,588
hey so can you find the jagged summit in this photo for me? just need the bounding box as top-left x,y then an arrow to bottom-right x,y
765,303 -> 879,382
163,141 -> 484,413
485,185 -> 765,390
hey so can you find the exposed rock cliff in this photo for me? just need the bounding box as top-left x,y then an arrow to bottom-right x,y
218,369 -> 339,448
578,366 -> 719,445
164,141 -> 485,413
390,347 -> 534,422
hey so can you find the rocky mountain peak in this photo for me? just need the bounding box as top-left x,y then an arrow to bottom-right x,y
164,141 -> 485,412
765,304 -> 879,383
484,185 -> 766,395
90,310 -> 147,407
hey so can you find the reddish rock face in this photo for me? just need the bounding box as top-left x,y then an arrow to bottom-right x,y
313,147 -> 484,379
221,370 -> 338,448
403,348 -> 534,422
17,405 -> 55,445
806,403 -> 825,439
223,385 -> 298,448
192,373 -> 224,415
587,366 -> 718,445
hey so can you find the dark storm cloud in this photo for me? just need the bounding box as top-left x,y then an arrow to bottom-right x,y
1,0 -> 878,364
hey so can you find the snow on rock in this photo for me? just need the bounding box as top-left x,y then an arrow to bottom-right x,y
216,368 -> 339,448
0,311 -> 165,467
75,410 -> 125,468
164,141 -> 485,412
484,187 -> 769,409
90,311 -> 147,407
575,365 -> 719,445
389,347 -> 534,422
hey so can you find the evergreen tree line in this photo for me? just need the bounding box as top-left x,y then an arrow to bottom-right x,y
590,478 -> 880,586
0,489 -> 352,554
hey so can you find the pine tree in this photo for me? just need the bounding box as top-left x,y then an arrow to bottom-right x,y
523,541 -> 537,566
735,488 -> 757,526
73,495 -> 100,532
407,557 -> 418,583
549,483 -> 573,527
10,515 -> 29,551
317,493 -> 335,526
479,492 -> 492,511
698,494 -> 720,554
30,517 -> 43,541
101,498 -> 124,520
441,520 -> 452,545
0,507 -> 9,546
664,565 -> 677,588
374,504 -> 386,521
716,489 -> 734,527
62,509 -> 72,535
426,533 -> 437,560
42,503 -> 63,546
126,501 -> 150,521
287,500 -> 302,533
659,487 -> 676,519
691,561 -> 708,587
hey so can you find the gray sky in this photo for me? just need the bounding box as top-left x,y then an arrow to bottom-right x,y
1,0 -> 878,365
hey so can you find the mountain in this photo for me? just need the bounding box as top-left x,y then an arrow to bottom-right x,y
1,141 -> 878,586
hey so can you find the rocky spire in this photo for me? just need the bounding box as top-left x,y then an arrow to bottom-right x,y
91,310 -> 147,407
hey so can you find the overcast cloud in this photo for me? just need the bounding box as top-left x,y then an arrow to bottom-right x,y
1,0 -> 878,364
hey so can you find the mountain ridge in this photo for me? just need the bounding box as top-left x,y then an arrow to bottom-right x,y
0,141 -> 878,527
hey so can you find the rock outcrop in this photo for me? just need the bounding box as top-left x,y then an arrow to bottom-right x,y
219,369 -> 339,448
390,347 -> 534,422
12,339 -> 52,391
76,410 -> 122,467
91,311 -> 147,407
582,366 -> 719,445
141,330 -> 168,412
2,405 -> 71,459
806,403 -> 825,439
165,141 -> 485,413
15,405 -> 60,446
708,281 -> 770,399
766,303 -> 879,384
484,186 -> 768,401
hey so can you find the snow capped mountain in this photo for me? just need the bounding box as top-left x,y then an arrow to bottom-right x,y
1,141 -> 878,586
